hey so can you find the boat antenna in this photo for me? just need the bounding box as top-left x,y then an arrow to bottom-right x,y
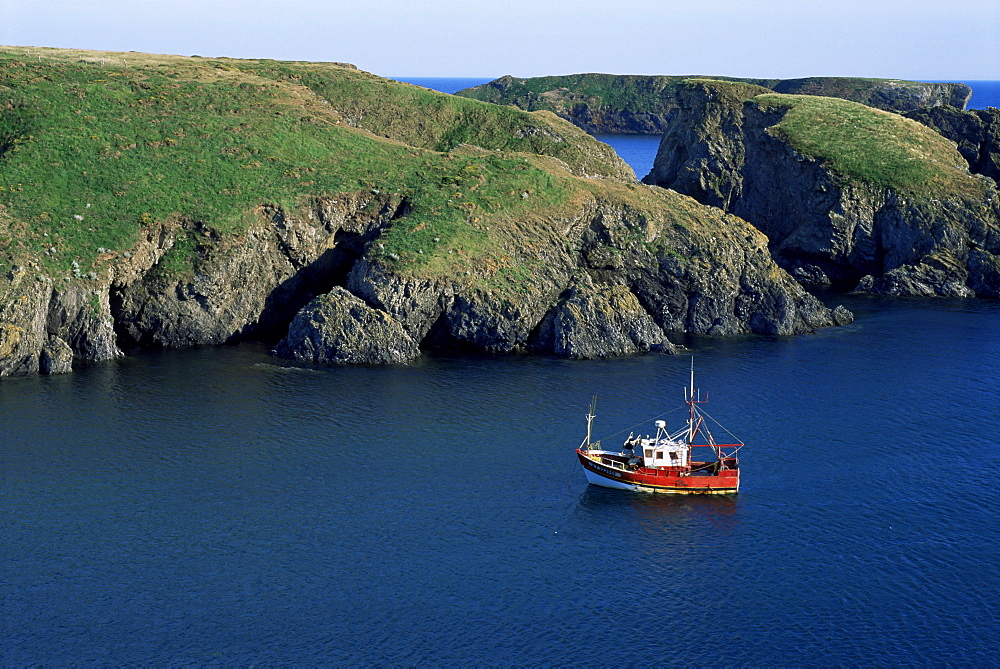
690,356 -> 695,400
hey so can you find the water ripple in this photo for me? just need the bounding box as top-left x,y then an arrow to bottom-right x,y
3,301 -> 1000,664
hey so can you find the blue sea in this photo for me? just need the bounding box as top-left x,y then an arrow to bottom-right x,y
947,79 -> 1000,111
3,77 -> 1000,666
3,293 -> 999,665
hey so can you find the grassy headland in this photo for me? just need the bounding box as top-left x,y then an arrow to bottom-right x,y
663,78 -> 985,200
755,93 -> 983,198
0,46 -> 632,290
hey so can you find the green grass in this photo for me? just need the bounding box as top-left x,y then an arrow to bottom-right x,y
458,73 -> 694,115
3,46 -> 974,307
753,93 -> 985,198
235,63 -> 630,179
0,49 -> 601,284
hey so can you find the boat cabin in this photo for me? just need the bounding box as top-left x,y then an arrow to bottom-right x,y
626,420 -> 691,469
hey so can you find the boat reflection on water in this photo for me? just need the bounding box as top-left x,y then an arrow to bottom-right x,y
577,484 -> 739,517
573,484 -> 742,557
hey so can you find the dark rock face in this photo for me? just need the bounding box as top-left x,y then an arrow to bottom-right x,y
643,83 -> 1000,297
769,78 -> 971,113
0,268 -> 53,377
0,272 -> 122,377
546,106 -> 670,136
529,274 -> 676,359
273,287 -> 419,365
0,186 -> 852,374
111,193 -> 405,349
39,336 -> 73,375
47,286 -> 120,362
342,196 -> 845,367
906,107 -> 1000,186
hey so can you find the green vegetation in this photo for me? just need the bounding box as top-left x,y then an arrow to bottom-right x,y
681,79 -> 771,105
0,47 -> 629,286
458,73 -> 694,115
753,93 -> 985,198
237,64 -> 627,177
1,47 -> 978,305
457,73 -> 970,120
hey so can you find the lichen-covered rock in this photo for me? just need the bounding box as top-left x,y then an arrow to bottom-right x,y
861,250 -> 974,297
0,184 -> 850,375
0,268 -> 53,377
273,287 -> 419,365
39,336 -> 73,375
831,305 -> 854,326
343,193 -> 845,359
530,274 -> 675,359
47,285 -> 120,362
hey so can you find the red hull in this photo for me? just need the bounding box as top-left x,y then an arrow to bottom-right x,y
577,449 -> 739,494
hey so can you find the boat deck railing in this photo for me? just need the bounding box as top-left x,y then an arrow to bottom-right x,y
592,453 -> 738,477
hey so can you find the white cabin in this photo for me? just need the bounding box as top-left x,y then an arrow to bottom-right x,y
639,420 -> 690,468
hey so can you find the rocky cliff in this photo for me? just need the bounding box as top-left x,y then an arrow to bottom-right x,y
906,106 -> 1000,186
0,48 -> 850,377
457,74 -> 971,136
642,81 -> 1000,297
1,180 -> 850,375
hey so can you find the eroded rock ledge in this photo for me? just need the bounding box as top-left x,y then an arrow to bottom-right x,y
0,187 -> 850,374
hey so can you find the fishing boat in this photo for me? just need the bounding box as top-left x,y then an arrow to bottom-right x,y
576,360 -> 743,494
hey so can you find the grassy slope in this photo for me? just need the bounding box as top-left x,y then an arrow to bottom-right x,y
235,63 -> 629,177
752,93 -> 986,199
674,79 -> 985,200
0,47 -> 634,292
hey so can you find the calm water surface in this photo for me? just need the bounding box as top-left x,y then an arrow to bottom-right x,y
2,294 -> 999,665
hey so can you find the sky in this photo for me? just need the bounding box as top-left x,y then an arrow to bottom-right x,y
2,0 -> 998,80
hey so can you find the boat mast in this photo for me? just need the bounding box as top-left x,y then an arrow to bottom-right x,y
687,357 -> 696,444
584,395 -> 597,449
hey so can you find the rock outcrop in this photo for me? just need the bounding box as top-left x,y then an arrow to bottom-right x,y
39,336 -> 73,375
457,74 -> 972,136
906,106 -> 1000,186
112,193 -> 405,349
529,274 -> 676,359
273,287 -> 419,365
0,268 -> 53,377
642,81 -> 1000,297
1,182 -> 852,375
